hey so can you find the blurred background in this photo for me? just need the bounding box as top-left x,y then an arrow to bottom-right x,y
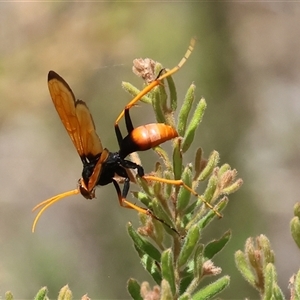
0,2 -> 299,299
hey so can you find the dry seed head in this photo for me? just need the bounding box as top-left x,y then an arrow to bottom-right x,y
140,282 -> 161,300
132,58 -> 157,84
202,260 -> 222,276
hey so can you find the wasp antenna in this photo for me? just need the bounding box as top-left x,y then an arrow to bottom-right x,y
32,189 -> 79,233
156,37 -> 196,82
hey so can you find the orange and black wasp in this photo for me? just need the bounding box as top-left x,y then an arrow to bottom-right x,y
32,38 -> 221,233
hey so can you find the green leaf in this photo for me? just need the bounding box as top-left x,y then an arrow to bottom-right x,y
178,225 -> 200,268
294,202 -> 300,219
151,199 -> 176,235
180,269 -> 194,295
181,98 -> 206,153
177,84 -> 195,137
272,284 -> 285,300
218,164 -> 231,177
173,138 -> 183,180
127,278 -> 143,300
202,175 -> 218,205
153,147 -> 173,170
193,148 -> 203,181
234,250 -> 256,287
221,178 -> 243,195
139,253 -> 162,284
191,276 -> 230,300
161,279 -> 173,300
193,244 -> 204,280
5,292 -> 14,300
295,269 -> 300,299
188,197 -> 226,231
34,287 -> 48,300
177,166 -> 193,212
152,85 -> 167,124
127,222 -> 161,262
204,230 -> 231,259
163,170 -> 174,200
161,249 -> 176,296
166,74 -> 177,112
198,151 -> 220,181
291,216 -> 300,249
263,263 -> 277,300
121,81 -> 152,104
58,285 -> 72,300
178,292 -> 191,300
136,177 -> 154,199
258,235 -> 275,266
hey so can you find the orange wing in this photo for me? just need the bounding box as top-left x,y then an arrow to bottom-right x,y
48,71 -> 103,158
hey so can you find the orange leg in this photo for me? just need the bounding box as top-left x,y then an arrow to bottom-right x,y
112,180 -> 178,234
114,38 -> 196,127
142,175 -> 222,218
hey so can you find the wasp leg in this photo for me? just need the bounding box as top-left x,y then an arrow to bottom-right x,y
114,101 -> 134,150
142,175 -> 223,218
120,159 -> 144,177
115,123 -> 123,149
114,38 -> 196,127
114,109 -> 135,149
124,108 -> 134,133
112,179 -> 178,234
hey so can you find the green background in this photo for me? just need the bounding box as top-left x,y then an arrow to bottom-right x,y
0,3 -> 298,299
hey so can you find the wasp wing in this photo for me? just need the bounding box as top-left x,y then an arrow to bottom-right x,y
48,71 -> 103,158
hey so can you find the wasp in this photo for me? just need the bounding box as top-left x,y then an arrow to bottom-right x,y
32,38 -> 220,233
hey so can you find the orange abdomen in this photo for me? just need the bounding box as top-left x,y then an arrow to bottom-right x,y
131,123 -> 178,151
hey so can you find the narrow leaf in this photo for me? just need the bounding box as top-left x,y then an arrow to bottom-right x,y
127,222 -> 161,262
177,166 -> 193,212
178,292 -> 191,300
272,284 -> 285,300
234,250 -> 256,286
295,269 -> 300,298
34,287 -> 48,300
5,292 -> 14,300
291,216 -> 300,249
187,197 -> 226,231
173,138 -> 183,180
139,252 -> 162,284
191,276 -> 230,300
122,81 -> 152,104
161,249 -> 176,296
258,234 -> 275,265
198,151 -> 220,181
161,279 -> 173,300
263,263 -> 277,300
218,163 -> 231,177
58,285 -> 72,300
181,98 -> 206,153
294,202 -> 300,219
222,178 -> 243,195
152,85 -> 167,124
166,74 -> 177,112
193,148 -> 203,181
127,278 -> 143,300
193,244 -> 204,279
177,84 -> 195,136
202,175 -> 218,204
204,230 -> 231,259
178,225 -> 200,268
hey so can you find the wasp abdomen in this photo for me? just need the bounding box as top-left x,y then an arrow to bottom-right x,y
131,123 -> 178,150
119,123 -> 178,158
